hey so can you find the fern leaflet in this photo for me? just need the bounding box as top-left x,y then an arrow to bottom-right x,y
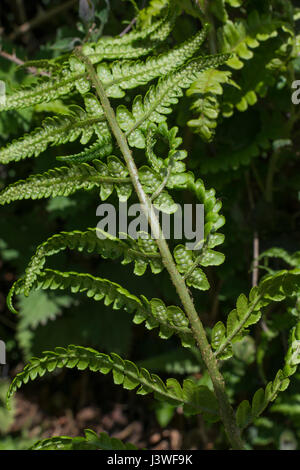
7,345 -> 219,421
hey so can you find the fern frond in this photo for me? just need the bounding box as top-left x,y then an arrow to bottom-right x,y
0,67 -> 79,111
142,122 -> 226,247
82,3 -> 179,64
211,291 -> 262,360
0,106 -> 108,164
140,122 -> 190,212
220,34 -> 295,118
140,160 -> 226,268
259,248 -> 300,270
116,54 -> 230,148
0,158 -> 131,205
0,6 -> 179,112
174,244 -> 225,291
187,69 -> 237,142
103,2 -> 173,46
259,269 -> 300,302
99,26 -> 209,98
7,229 -> 163,301
7,345 -> 219,420
13,268 -> 194,347
236,322 -> 300,430
144,122 -> 187,172
218,11 -> 287,69
19,58 -> 61,73
0,154 -> 179,211
3,174 -> 225,296
30,429 -> 138,450
212,269 -> 300,360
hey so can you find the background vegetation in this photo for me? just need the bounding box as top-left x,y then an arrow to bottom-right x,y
0,0 -> 300,450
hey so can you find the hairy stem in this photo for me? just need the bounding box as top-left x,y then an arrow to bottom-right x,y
75,48 -> 244,450
252,231 -> 260,287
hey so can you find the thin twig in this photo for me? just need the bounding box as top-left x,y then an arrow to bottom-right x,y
0,49 -> 25,67
119,0 -> 146,36
0,49 -> 50,77
119,18 -> 137,37
252,231 -> 259,287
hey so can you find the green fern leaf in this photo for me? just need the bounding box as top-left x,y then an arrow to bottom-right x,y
13,268 -> 194,347
259,248 -> 300,270
174,244 -> 225,291
0,67 -> 80,111
99,26 -> 209,98
212,289 -> 262,360
218,11 -> 287,69
0,159 -> 131,205
6,345 -> 219,421
82,3 -> 179,64
0,106 -> 107,164
174,245 -> 210,291
116,54 -> 230,148
0,6 -> 179,112
7,229 -> 163,300
145,122 -> 187,173
213,269 -> 300,360
138,0 -> 169,27
30,429 -> 138,450
236,322 -> 300,430
187,69 -> 237,142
